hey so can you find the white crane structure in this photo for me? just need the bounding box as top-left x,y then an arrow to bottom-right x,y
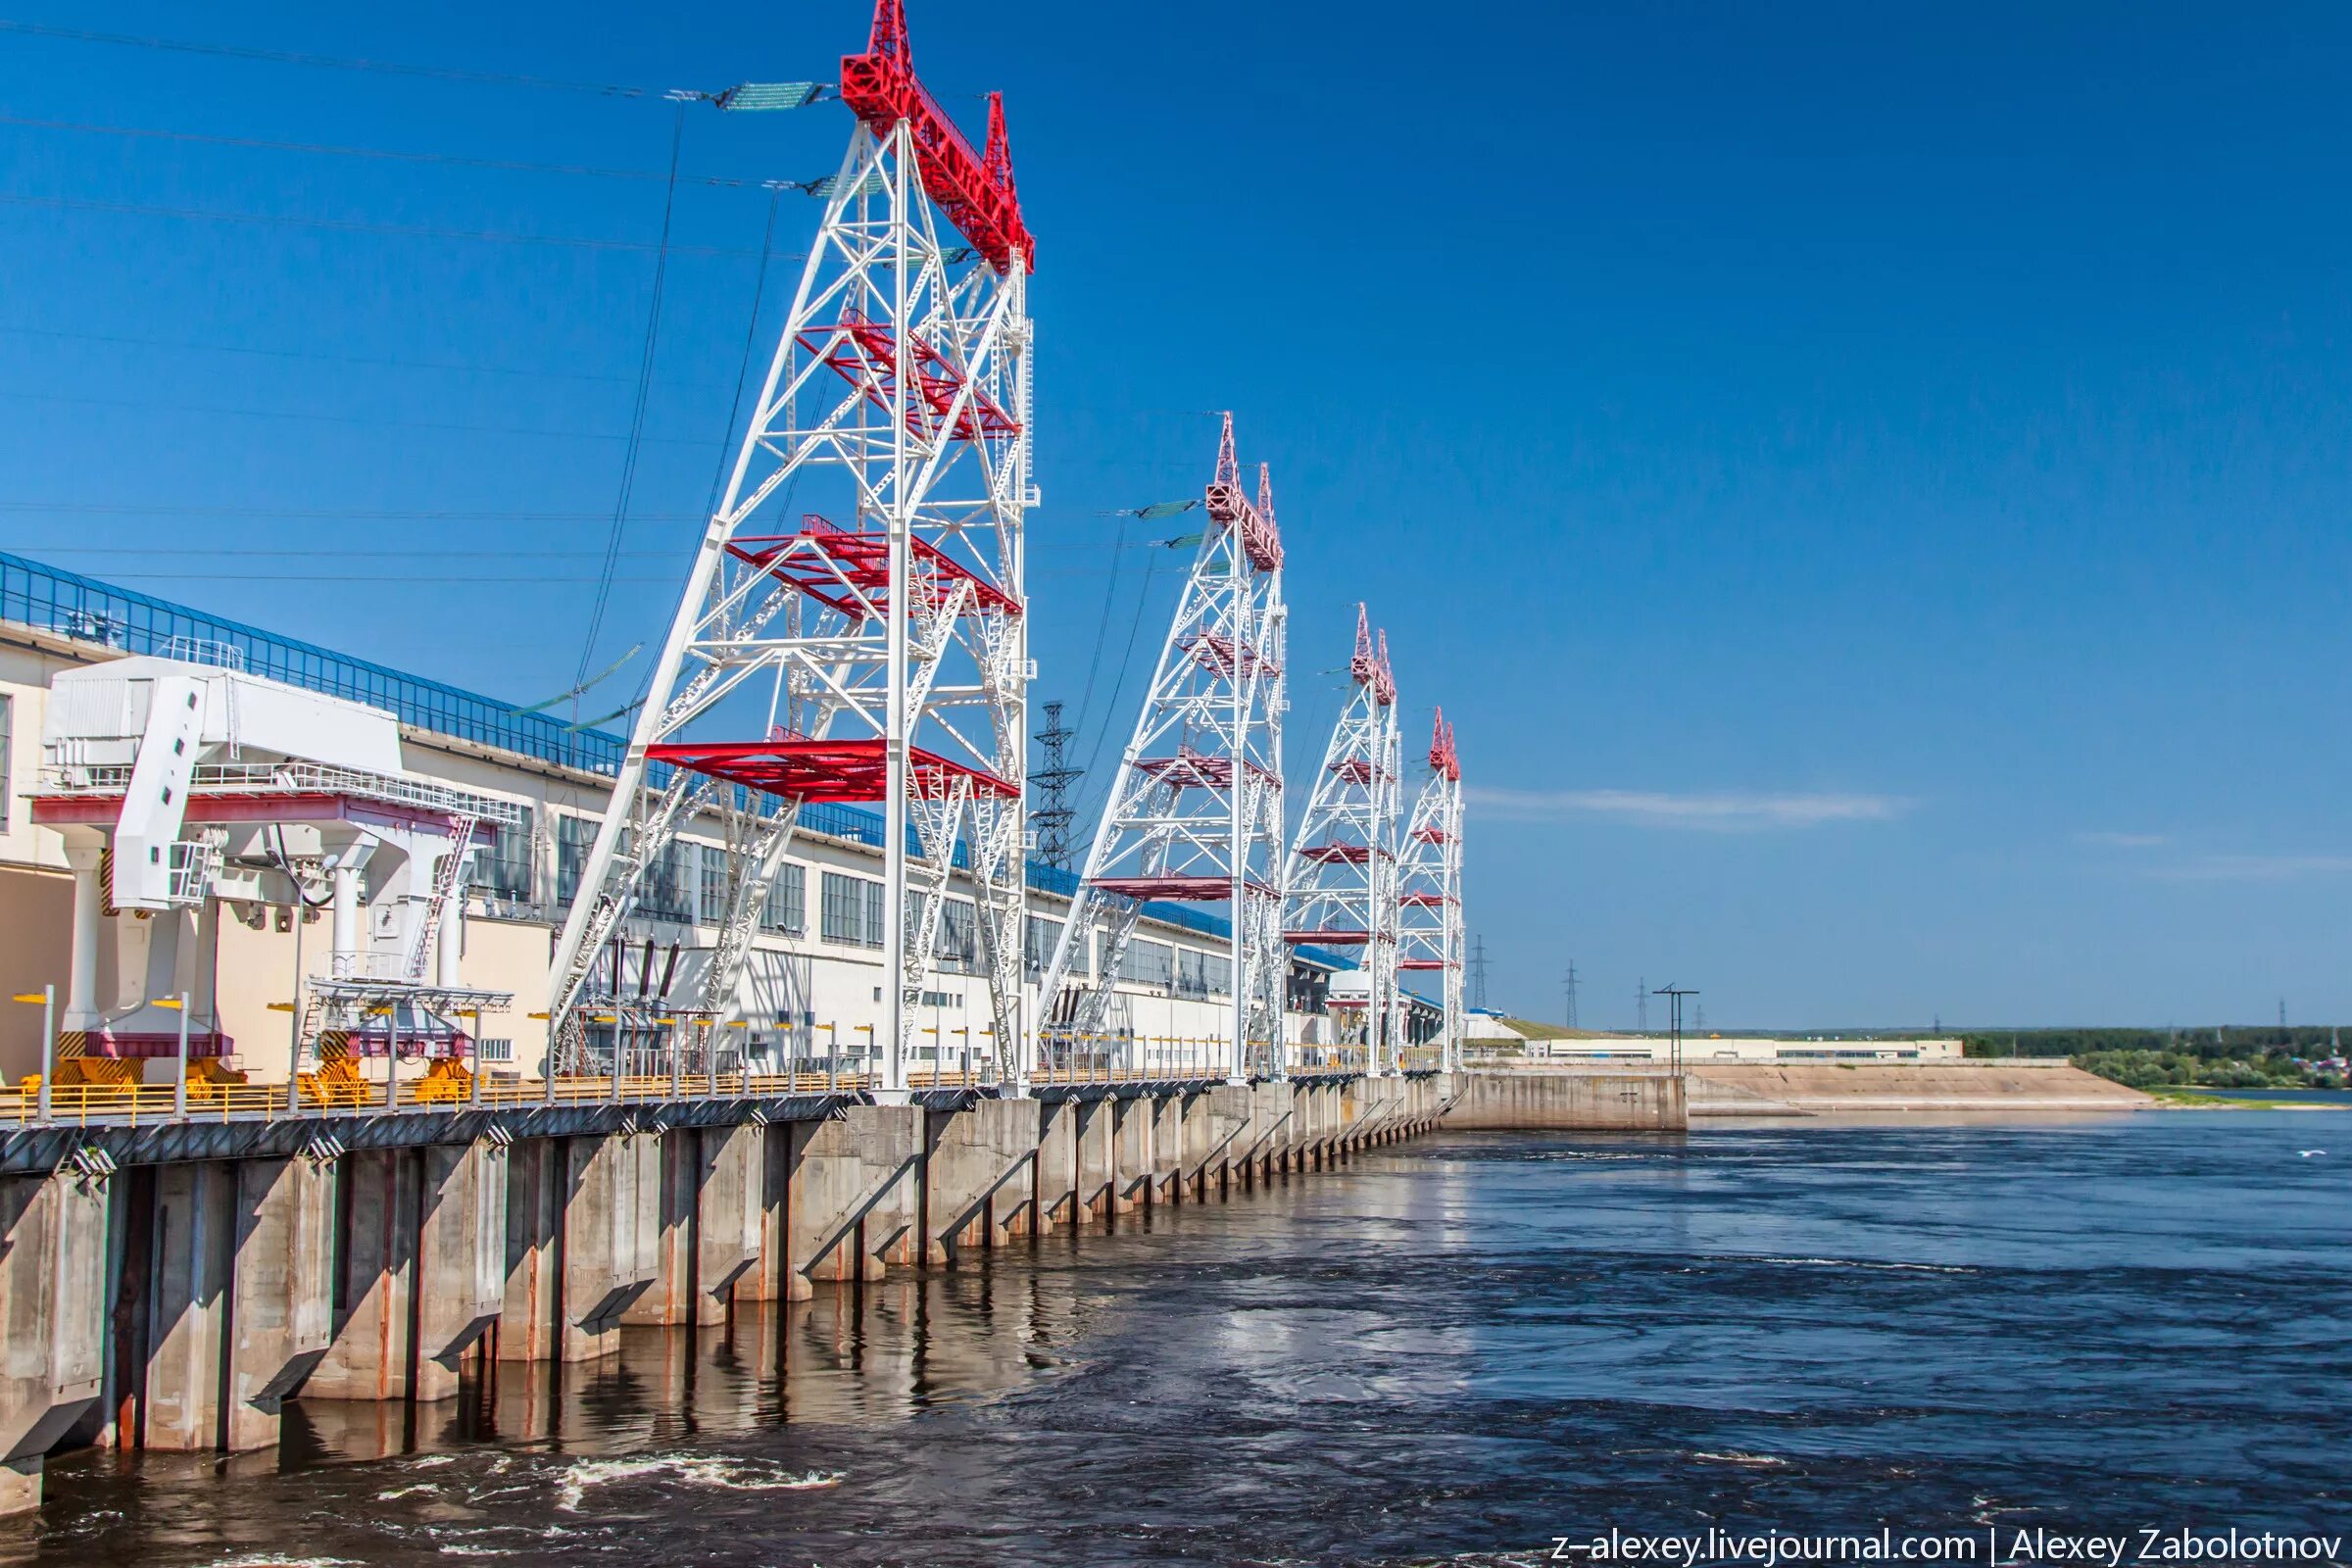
1036,416 -> 1288,1083
1283,608 -> 1404,1074
1396,710 -> 1465,1070
547,0 -> 1035,1097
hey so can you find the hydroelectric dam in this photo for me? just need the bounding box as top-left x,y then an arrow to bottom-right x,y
0,1066 -> 1680,1513
0,0 -> 1710,1522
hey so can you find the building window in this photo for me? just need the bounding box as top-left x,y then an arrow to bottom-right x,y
1023,913 -> 1059,976
937,899 -> 976,974
637,838 -> 692,922
469,804 -> 534,903
556,814 -> 596,906
697,844 -> 729,924
822,870 -> 883,948
1177,947 -> 1230,998
1119,938 -> 1172,989
760,862 -> 806,935
476,1037 -> 514,1062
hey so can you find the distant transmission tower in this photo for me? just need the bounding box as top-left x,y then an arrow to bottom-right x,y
1468,935 -> 1492,1010
1562,960 -> 1579,1029
1031,700 -> 1081,870
1637,976 -> 1647,1033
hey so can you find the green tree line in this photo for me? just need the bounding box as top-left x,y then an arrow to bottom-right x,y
1961,1026 -> 2346,1058
1961,1028 -> 2346,1090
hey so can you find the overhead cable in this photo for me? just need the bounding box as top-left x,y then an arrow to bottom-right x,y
0,19 -> 658,97
574,102 -> 687,689
0,192 -> 775,257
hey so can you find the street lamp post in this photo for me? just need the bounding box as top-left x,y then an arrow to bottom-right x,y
1652,985 -> 1698,1075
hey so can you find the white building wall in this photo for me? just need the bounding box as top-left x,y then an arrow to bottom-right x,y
0,625 -> 1408,1081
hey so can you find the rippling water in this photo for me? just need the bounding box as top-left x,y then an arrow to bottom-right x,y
14,1112 -> 2348,1566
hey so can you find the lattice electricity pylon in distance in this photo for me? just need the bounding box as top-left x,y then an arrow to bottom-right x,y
548,0 -> 1035,1098
1036,416 -> 1288,1083
1396,709 -> 1465,1070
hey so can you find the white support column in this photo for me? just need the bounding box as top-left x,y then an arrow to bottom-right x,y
437,857 -> 466,990
61,842 -> 103,1031
329,865 -> 360,977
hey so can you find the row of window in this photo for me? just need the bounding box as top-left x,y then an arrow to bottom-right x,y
544,814 -> 806,933
529,813 -> 1222,992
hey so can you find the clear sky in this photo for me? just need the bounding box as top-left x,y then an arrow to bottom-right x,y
4,2 -> 2349,1029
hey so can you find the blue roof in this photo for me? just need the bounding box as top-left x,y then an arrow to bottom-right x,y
0,551 -> 1360,969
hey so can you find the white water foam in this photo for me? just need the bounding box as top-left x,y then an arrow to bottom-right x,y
1736,1253 -> 1976,1274
553,1453 -> 844,1512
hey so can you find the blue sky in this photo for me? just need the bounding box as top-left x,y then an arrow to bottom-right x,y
4,2 -> 2350,1028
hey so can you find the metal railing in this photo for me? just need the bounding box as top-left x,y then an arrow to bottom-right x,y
40,760 -> 525,827
0,1031 -> 1383,1127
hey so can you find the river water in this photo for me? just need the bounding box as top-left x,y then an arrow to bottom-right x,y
13,1112 -> 2349,1566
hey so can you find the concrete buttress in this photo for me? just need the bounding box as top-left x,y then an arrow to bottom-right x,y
0,1171 -> 108,1514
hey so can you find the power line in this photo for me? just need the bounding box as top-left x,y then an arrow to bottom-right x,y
1063,523 -> 1126,746
575,101 -> 686,687
63,572 -> 692,584
1637,976 -> 1647,1033
1562,959 -> 1579,1030
0,387 -> 722,447
0,323 -> 735,390
0,192 -> 774,257
0,19 -> 660,98
1067,552 -> 1166,829
0,503 -> 707,520
1467,936 -> 1491,1011
0,113 -> 768,186
20,547 -> 685,559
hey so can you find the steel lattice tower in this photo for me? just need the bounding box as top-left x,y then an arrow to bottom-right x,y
1397,710 -> 1465,1070
1030,700 -> 1080,870
548,0 -> 1035,1098
1283,607 -> 1403,1073
1037,416 -> 1287,1083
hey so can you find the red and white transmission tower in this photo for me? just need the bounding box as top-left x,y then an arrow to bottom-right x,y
548,0 -> 1035,1098
1397,710 -> 1465,1070
1038,417 -> 1288,1083
1283,608 -> 1404,1073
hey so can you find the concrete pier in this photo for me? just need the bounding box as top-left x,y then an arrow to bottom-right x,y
0,1067 -> 1691,1515
0,1173 -> 107,1512
1440,1070 -> 1683,1130
788,1106 -> 920,1287
138,1156 -> 333,1453
922,1098 -> 1040,1264
309,1142 -> 504,1403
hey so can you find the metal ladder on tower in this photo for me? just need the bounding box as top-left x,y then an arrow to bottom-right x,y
406,809 -> 480,982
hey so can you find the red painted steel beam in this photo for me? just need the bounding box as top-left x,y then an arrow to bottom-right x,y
648,737 -> 1016,803
839,0 -> 1033,273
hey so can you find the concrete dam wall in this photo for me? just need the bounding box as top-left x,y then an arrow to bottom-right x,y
1439,1071 -> 1687,1131
0,1071 -> 1453,1516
